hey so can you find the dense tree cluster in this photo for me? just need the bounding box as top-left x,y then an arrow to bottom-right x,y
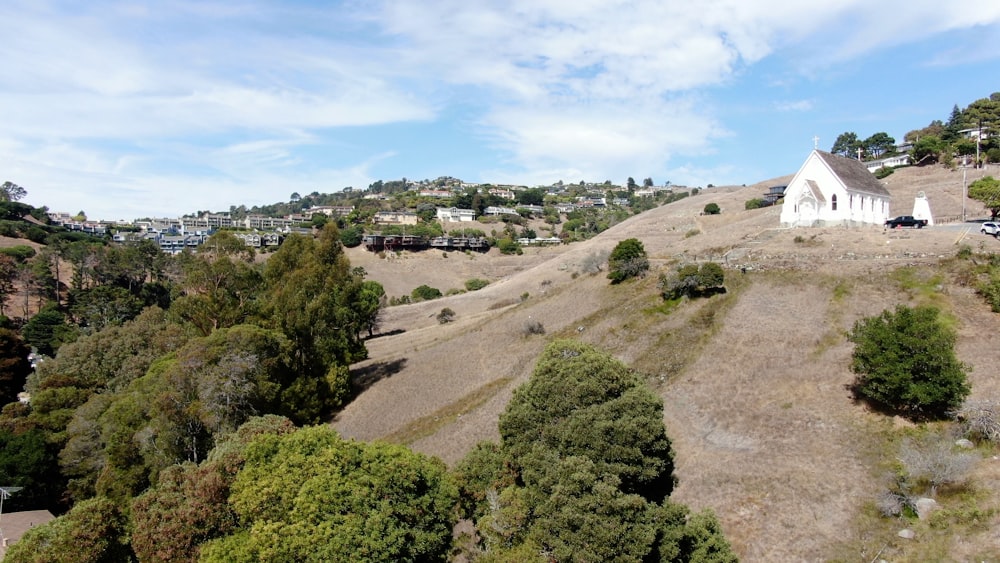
0,223 -> 384,517
454,340 -> 736,561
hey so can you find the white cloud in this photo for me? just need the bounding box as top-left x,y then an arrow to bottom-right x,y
2,0 -> 999,219
774,100 -> 813,112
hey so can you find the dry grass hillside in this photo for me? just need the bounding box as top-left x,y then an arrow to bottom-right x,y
334,162 -> 1000,561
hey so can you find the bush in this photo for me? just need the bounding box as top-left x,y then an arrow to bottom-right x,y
0,245 -> 36,262
660,263 -> 725,300
897,436 -> 977,496
436,308 -> 456,324
607,238 -> 649,284
389,295 -> 411,306
744,198 -> 766,210
580,250 -> 609,274
339,225 -> 363,247
496,238 -> 521,255
411,285 -> 442,302
873,166 -> 895,179
464,278 -> 489,291
848,305 -> 970,419
522,319 -> 545,335
953,399 -> 1000,442
703,203 -> 721,215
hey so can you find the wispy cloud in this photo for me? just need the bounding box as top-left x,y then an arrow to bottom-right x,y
1,0 -> 999,218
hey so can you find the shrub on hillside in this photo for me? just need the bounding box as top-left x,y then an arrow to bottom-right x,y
953,399 -> 1000,443
496,238 -> 522,255
464,278 -> 489,291
411,285 -> 442,302
744,198 -> 766,210
848,305 -> 969,419
873,166 -> 895,179
660,263 -> 726,300
522,319 -> 545,335
607,238 -> 649,284
0,245 -> 36,262
703,202 -> 721,215
437,308 -> 456,324
339,225 -> 363,247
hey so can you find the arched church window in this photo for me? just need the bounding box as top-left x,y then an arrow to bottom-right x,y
831,194 -> 837,211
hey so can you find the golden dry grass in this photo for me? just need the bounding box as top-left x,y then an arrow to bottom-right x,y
333,165 -> 1000,560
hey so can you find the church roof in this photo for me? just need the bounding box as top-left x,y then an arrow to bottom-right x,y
815,150 -> 892,197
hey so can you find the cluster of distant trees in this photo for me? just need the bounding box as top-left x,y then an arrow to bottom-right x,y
831,92 -> 1000,167
0,222 -> 385,517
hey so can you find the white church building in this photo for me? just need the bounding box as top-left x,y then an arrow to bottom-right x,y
780,150 -> 892,228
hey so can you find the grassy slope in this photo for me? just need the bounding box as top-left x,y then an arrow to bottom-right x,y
335,163 -> 1000,561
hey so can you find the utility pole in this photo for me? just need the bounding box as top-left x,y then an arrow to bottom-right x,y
962,158 -> 968,222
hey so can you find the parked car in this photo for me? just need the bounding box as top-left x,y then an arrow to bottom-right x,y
981,222 -> 1000,236
884,216 -> 928,229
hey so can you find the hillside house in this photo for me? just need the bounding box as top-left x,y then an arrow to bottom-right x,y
436,207 -> 476,222
865,154 -> 911,172
780,150 -> 891,228
374,211 -> 419,225
484,206 -> 518,216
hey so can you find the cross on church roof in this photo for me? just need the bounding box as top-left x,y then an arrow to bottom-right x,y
813,135 -> 819,149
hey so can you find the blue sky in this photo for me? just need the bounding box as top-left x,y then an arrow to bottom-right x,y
2,0 -> 999,220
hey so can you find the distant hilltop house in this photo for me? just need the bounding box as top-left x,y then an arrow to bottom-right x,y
374,210 -> 419,225
865,153 -> 911,173
436,207 -> 476,222
780,150 -> 891,228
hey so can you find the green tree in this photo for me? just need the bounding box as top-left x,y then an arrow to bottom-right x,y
263,225 -> 369,418
455,340 -> 734,561
499,340 -> 675,501
0,328 -> 31,405
339,224 -> 363,247
22,307 -> 75,357
660,263 -> 726,300
863,132 -> 896,159
170,251 -> 264,337
849,305 -> 970,419
944,104 -> 964,141
831,131 -> 861,157
129,415 -> 296,563
199,426 -> 458,563
703,202 -> 721,215
911,135 -> 946,165
355,280 -> 385,338
516,188 -> 546,206
607,238 -> 649,283
968,176 -> 1000,219
411,284 -> 443,301
0,428 -> 62,511
3,497 -> 133,563
0,180 -> 28,202
0,255 -> 18,317
69,285 -> 144,331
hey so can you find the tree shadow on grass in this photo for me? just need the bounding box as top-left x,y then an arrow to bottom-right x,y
351,358 -> 408,394
364,328 -> 405,341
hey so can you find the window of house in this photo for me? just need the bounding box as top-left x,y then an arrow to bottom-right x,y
831,194 -> 837,211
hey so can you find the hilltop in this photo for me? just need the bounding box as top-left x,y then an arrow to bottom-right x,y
334,162 -> 1000,560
